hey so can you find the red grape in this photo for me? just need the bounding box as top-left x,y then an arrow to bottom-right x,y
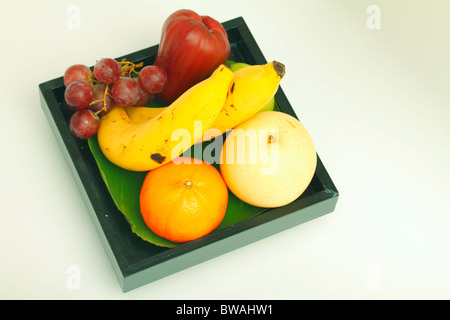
134,78 -> 155,106
64,64 -> 92,87
111,77 -> 140,106
138,66 -> 167,94
94,58 -> 121,84
64,80 -> 94,110
88,83 -> 116,115
69,109 -> 100,139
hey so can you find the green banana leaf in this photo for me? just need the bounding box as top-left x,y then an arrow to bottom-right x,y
87,133 -> 267,248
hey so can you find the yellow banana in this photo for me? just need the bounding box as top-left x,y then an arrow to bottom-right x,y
125,106 -> 166,124
204,61 -> 285,141
124,61 -> 285,142
97,64 -> 233,171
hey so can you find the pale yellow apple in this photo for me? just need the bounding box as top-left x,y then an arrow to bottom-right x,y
220,111 -> 317,208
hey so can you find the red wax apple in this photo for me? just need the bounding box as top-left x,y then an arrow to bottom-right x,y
154,9 -> 231,104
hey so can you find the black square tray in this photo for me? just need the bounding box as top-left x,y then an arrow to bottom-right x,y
39,16 -> 339,292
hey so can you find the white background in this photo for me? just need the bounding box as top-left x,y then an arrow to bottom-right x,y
1,0 -> 449,300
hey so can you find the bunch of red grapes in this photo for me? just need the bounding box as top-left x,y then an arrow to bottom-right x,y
63,58 -> 168,139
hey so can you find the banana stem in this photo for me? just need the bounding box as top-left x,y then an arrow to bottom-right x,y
273,61 -> 285,78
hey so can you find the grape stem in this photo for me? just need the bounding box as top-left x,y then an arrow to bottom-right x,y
90,84 -> 110,115
87,73 -> 96,87
119,58 -> 143,77
88,58 -> 144,116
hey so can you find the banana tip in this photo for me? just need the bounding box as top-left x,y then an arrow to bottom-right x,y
273,61 -> 285,78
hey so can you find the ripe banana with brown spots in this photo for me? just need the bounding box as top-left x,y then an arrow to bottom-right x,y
205,61 -> 285,141
125,61 -> 284,142
96,64 -> 233,171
